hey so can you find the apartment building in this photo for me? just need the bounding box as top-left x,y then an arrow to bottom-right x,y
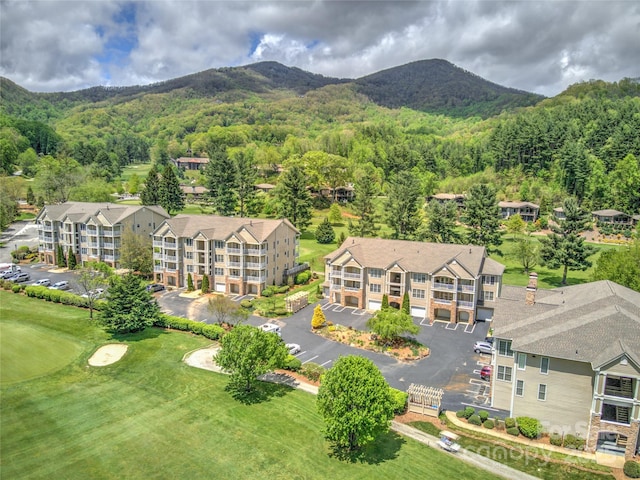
323,237 -> 504,324
36,202 -> 169,268
491,279 -> 640,459
152,214 -> 300,294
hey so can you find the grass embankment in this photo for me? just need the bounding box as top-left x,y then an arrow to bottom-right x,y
0,292 -> 500,480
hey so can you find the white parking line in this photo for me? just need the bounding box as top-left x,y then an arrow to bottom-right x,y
464,323 -> 476,334
420,318 -> 433,326
333,306 -> 346,312
302,355 -> 319,364
295,351 -> 307,357
351,309 -> 366,315
320,360 -> 332,367
445,323 -> 458,331
321,303 -> 333,310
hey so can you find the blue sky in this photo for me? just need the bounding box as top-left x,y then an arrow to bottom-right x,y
1,1 -> 638,96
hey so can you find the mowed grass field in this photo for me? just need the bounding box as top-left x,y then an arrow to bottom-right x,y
0,292 -> 501,480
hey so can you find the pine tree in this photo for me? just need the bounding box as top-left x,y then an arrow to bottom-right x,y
311,304 -> 327,329
315,217 -> 335,244
384,171 -> 422,240
56,244 -> 66,268
401,291 -> 410,315
158,165 -> 185,215
275,165 -> 313,231
201,273 -> 210,294
186,273 -> 194,292
421,200 -> 461,243
140,164 -> 161,205
234,149 -> 257,217
463,183 -> 502,253
26,186 -> 36,205
204,142 -> 238,216
381,294 -> 389,310
67,247 -> 77,270
350,163 -> 380,237
98,273 -> 159,333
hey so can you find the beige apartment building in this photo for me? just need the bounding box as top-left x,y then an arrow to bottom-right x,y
36,202 -> 170,268
152,215 -> 300,294
491,279 -> 640,459
323,237 -> 504,323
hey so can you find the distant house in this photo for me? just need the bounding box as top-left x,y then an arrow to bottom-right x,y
492,278 -> 640,459
499,201 -> 540,222
428,193 -> 466,209
552,207 -> 565,221
254,183 -> 276,193
592,209 -> 637,226
180,185 -> 209,201
308,185 -> 355,203
174,157 -> 209,171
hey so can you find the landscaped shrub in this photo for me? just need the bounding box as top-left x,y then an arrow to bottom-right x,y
277,285 -> 290,294
284,355 -> 302,372
11,284 -> 21,293
463,406 -> 475,419
494,419 -> 505,431
274,307 -> 288,316
389,387 -> 408,414
468,414 -> 482,426
505,417 -> 516,429
300,362 -> 325,382
549,433 -> 563,446
311,304 -> 327,329
478,410 -> 489,422
506,427 -> 520,436
624,461 -> 640,478
574,436 -> 585,450
456,409 -> 466,418
201,324 -> 225,340
563,434 -> 578,449
516,416 -> 543,439
295,271 -> 311,285
483,419 -> 495,429
240,299 -> 253,309
261,287 -> 275,297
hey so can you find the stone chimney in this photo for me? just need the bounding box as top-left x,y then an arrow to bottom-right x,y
525,272 -> 538,305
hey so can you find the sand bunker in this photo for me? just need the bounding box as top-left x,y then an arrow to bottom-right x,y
88,344 -> 128,366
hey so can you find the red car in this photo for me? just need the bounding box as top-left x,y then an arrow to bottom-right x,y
480,365 -> 492,380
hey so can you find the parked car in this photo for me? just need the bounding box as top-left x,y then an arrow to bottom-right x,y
480,365 -> 492,380
286,343 -> 301,355
49,281 -> 70,290
81,288 -> 105,299
473,341 -> 493,355
8,272 -> 30,283
484,336 -> 494,345
31,278 -> 51,287
1,267 -> 21,279
260,323 -> 282,337
146,283 -> 165,292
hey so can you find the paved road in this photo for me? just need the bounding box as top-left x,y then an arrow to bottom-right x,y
0,220 -> 40,263
157,290 -> 503,414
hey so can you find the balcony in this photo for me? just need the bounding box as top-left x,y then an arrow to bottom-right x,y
154,265 -> 164,272
343,272 -> 361,280
245,262 -> 266,269
228,274 -> 241,280
457,283 -> 475,293
245,248 -> 264,256
331,269 -> 342,278
434,298 -> 452,305
604,377 -> 634,399
88,242 -> 99,248
163,241 -> 177,248
344,286 -> 361,292
226,247 -> 242,254
103,255 -> 117,262
42,224 -> 54,232
103,242 -> 114,249
164,255 -> 177,262
153,240 -> 163,247
433,282 -> 455,291
458,300 -> 475,309
227,261 -> 242,267
247,276 -> 266,283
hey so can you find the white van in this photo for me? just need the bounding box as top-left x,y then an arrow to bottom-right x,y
259,323 -> 281,337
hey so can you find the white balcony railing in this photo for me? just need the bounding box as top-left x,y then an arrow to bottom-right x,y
153,240 -> 163,247
246,276 -> 266,283
164,255 -> 177,262
226,247 -> 242,254
42,224 -> 54,232
458,284 -> 475,293
154,265 -> 164,272
344,286 -> 360,291
245,262 -> 266,269
434,298 -> 452,305
245,248 -> 263,255
103,242 -> 114,249
227,261 -> 242,267
458,300 -> 475,309
433,282 -> 455,290
343,272 -> 361,280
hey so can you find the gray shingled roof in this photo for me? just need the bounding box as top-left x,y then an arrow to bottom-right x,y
493,281 -> 640,368
155,214 -> 298,242
324,237 -> 501,277
38,202 -> 169,224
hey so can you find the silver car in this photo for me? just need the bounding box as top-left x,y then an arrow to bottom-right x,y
473,341 -> 493,355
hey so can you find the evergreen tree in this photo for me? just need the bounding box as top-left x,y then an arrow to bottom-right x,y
329,203 -> 342,225
275,165 -> 313,231
540,198 -> 595,285
381,294 -> 389,310
384,171 -> 422,240
67,247 -> 77,270
401,291 -> 410,315
234,149 -> 257,217
186,273 -> 194,292
158,165 -> 185,215
204,142 -> 238,216
98,273 -> 160,333
350,163 -> 380,237
315,217 -> 335,244
140,164 -> 161,205
26,186 -> 36,205
56,244 -> 66,268
421,200 -> 461,243
201,273 -> 210,294
463,183 -> 502,253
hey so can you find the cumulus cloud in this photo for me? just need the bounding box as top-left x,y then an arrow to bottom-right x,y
1,0 -> 638,96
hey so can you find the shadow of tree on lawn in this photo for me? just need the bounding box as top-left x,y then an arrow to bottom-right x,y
225,378 -> 291,405
328,430 -> 405,465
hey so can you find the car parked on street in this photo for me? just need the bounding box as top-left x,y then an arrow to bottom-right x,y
1,267 -> 21,279
286,343 -> 301,355
31,278 -> 51,287
473,341 -> 493,355
8,272 -> 30,283
480,365 -> 492,380
49,281 -> 70,290
260,323 -> 281,337
81,288 -> 105,299
146,283 -> 165,292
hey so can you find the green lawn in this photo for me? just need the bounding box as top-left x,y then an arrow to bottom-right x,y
0,292 -> 501,480
120,163 -> 153,182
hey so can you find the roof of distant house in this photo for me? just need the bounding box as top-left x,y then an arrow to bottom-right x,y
498,201 -> 539,209
175,157 -> 209,164
592,209 -> 628,216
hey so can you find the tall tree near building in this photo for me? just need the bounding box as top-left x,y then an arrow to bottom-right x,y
0,176 -> 20,231
421,200 -> 461,243
509,236 -> 539,274
505,214 -> 526,239
463,183 -> 502,253
56,244 -> 66,268
349,163 -> 380,238
67,247 -> 77,270
140,164 -> 161,205
119,229 -> 153,277
158,164 -> 185,215
77,263 -> 112,319
98,273 -> 159,333
204,142 -> 238,216
540,198 -> 595,285
592,240 -> 640,292
315,217 -> 335,244
317,356 -> 394,452
201,274 -> 210,294
609,153 -> 640,214
385,171 -> 422,240
233,149 -> 257,217
35,156 -> 82,203
274,165 -> 313,231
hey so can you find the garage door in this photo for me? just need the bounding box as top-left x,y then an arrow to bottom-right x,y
368,300 -> 382,311
215,282 -> 226,293
477,307 -> 493,322
411,306 -> 426,318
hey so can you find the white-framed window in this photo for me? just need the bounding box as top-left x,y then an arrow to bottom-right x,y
517,353 -> 526,370
215,254 -> 224,263
186,265 -> 194,272
538,384 -> 547,401
370,283 -> 381,293
540,357 -> 549,374
483,291 -> 494,302
483,275 -> 496,285
185,238 -> 193,246
497,366 -> 512,382
214,268 -> 224,276
185,251 -> 193,259
412,288 -> 425,299
369,268 -> 382,278
412,273 -> 427,283
516,380 -> 524,397
81,248 -> 87,254
498,339 -> 514,357
214,240 -> 224,249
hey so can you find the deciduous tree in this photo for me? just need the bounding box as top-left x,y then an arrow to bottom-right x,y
77,263 -> 111,319
214,325 -> 288,393
505,214 -> 526,239
317,356 -> 394,452
366,309 -> 419,343
509,236 -> 539,274
119,229 -> 153,277
35,156 -> 82,203
207,294 -> 248,326
329,203 -> 342,225
592,240 -> 640,292
98,273 -> 159,333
